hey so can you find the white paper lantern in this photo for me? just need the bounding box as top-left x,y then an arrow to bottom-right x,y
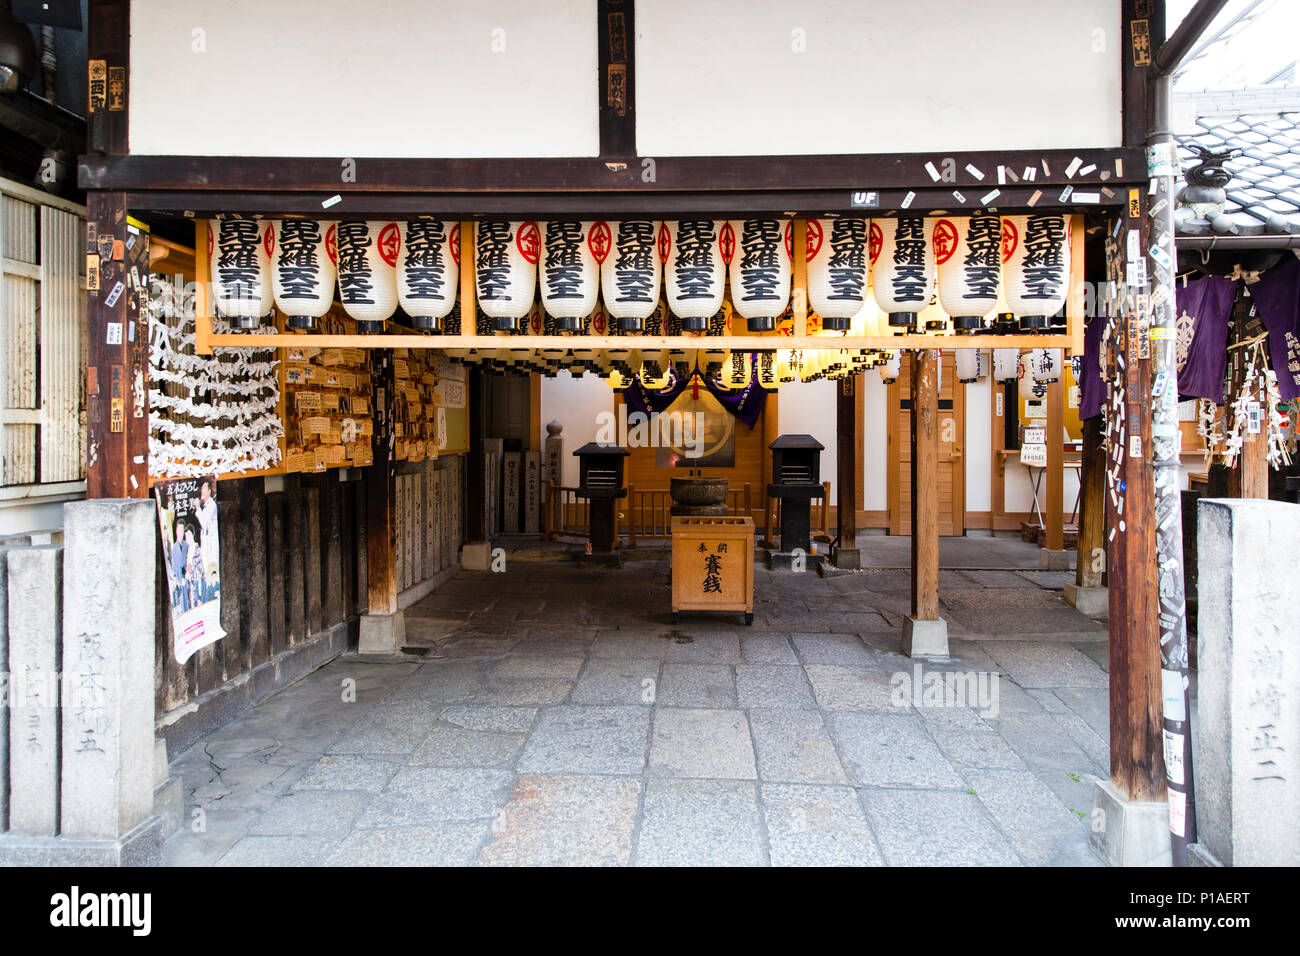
664,220 -> 725,331
935,215 -> 1001,333
600,220 -> 663,331
398,219 -> 459,331
727,219 -> 791,332
879,350 -> 902,383
955,348 -> 987,384
476,220 -> 538,330
271,219 -> 335,330
540,220 -> 600,331
336,220 -> 399,330
1003,214 -> 1071,331
871,218 -> 936,331
210,217 -> 273,329
992,348 -> 1021,385
1031,348 -> 1062,385
807,217 -> 870,331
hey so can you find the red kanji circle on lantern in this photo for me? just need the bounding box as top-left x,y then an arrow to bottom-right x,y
719,222 -> 735,265
378,223 -> 400,267
264,223 -> 275,260
325,224 -> 338,265
933,219 -> 958,265
657,223 -> 670,262
529,307 -> 542,335
449,223 -> 460,266
806,219 -> 824,261
592,309 -> 607,335
1001,218 -> 1018,263
517,222 -> 539,264
784,221 -> 793,259
589,221 -> 612,264
869,222 -> 883,264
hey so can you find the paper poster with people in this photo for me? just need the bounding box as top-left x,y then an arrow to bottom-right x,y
155,477 -> 226,664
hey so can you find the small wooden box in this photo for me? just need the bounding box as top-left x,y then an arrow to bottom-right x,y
670,516 -> 755,625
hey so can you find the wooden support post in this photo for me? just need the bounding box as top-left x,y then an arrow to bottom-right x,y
1076,415 -> 1106,590
910,350 -> 940,621
836,371 -> 860,563
760,391 -> 780,548
360,350 -> 403,652
1044,373 -> 1066,556
86,192 -> 148,499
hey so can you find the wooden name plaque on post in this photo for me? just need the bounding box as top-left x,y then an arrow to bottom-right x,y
670,516 -> 755,626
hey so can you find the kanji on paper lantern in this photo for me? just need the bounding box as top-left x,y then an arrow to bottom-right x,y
600,220 -> 662,331
1030,347 -> 1062,385
335,220 -> 400,332
211,217 -> 274,329
540,221 -> 599,331
1003,214 -> 1071,332
664,220 -> 725,332
271,219 -> 335,330
992,348 -> 1021,384
476,220 -> 538,331
955,348 -> 987,383
871,217 -> 936,332
398,219 -> 459,332
935,215 -> 1002,333
727,219 -> 791,333
807,217 -> 870,331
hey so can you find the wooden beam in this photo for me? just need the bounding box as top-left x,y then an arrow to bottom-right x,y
1076,414 -> 1106,589
87,0 -> 130,155
1045,374 -> 1065,553
910,349 -> 940,621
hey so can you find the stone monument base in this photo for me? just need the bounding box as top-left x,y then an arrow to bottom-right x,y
1089,779 -> 1171,867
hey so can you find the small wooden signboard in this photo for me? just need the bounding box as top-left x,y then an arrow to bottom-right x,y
670,516 -> 755,625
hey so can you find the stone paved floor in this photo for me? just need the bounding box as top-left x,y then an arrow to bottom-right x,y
164,535 -> 1112,866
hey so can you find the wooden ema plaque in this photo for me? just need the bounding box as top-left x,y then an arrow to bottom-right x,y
670,516 -> 755,626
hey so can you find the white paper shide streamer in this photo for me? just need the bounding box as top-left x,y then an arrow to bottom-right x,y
476,220 -> 538,330
337,220 -> 400,331
210,217 -> 273,329
1003,214 -> 1071,331
601,220 -> 663,331
872,217 -> 935,331
727,219 -> 791,332
398,218 -> 459,331
664,220 -> 725,331
272,219 -> 336,330
935,215 -> 1001,333
807,218 -> 870,331
540,221 -> 600,331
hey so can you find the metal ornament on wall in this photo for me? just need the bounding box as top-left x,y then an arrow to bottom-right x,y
476,220 -> 539,331
664,219 -> 726,332
871,217 -> 936,332
935,215 -> 1002,334
600,219 -> 663,331
806,217 -> 870,331
271,219 -> 336,330
992,347 -> 1020,385
398,218 -> 459,332
210,216 -> 274,329
540,220 -> 600,332
336,220 -> 400,332
727,219 -> 792,333
1002,214 -> 1071,332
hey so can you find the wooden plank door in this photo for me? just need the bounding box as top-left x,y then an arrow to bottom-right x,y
887,352 -> 966,536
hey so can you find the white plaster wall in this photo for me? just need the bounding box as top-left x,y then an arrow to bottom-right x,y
130,0 -> 599,157
776,379 -> 838,499
637,0 -> 1122,156
965,377 -> 992,513
539,374 -> 614,487
863,369 -> 890,512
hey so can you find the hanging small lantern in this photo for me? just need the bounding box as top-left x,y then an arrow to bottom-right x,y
871,217 -> 936,332
755,351 -> 779,389
1031,347 -> 1062,385
476,220 -> 538,331
336,220 -> 400,333
1003,214 -> 1071,332
992,348 -> 1021,384
879,350 -> 902,383
397,218 -> 459,332
664,220 -> 726,331
718,350 -> 753,391
727,219 -> 792,333
539,220 -> 600,332
270,220 -> 335,330
807,218 -> 870,331
955,348 -> 986,384
935,215 -> 1001,333
607,366 -> 633,391
600,220 -> 662,331
210,217 -> 274,329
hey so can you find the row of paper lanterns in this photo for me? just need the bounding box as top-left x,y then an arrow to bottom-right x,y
209,215 -> 1072,333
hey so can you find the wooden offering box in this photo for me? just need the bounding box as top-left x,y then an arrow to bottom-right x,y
670,516 -> 755,625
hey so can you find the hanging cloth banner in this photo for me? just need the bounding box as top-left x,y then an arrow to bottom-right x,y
1174,274 -> 1236,404
155,477 -> 226,665
624,359 -> 768,430
1079,313 -> 1107,419
1245,255 -> 1300,400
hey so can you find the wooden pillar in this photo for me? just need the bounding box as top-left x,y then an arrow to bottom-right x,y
835,373 -> 860,568
1044,373 -> 1065,553
1075,415 -> 1106,590
364,351 -> 399,619
760,390 -> 780,548
910,350 -> 939,621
